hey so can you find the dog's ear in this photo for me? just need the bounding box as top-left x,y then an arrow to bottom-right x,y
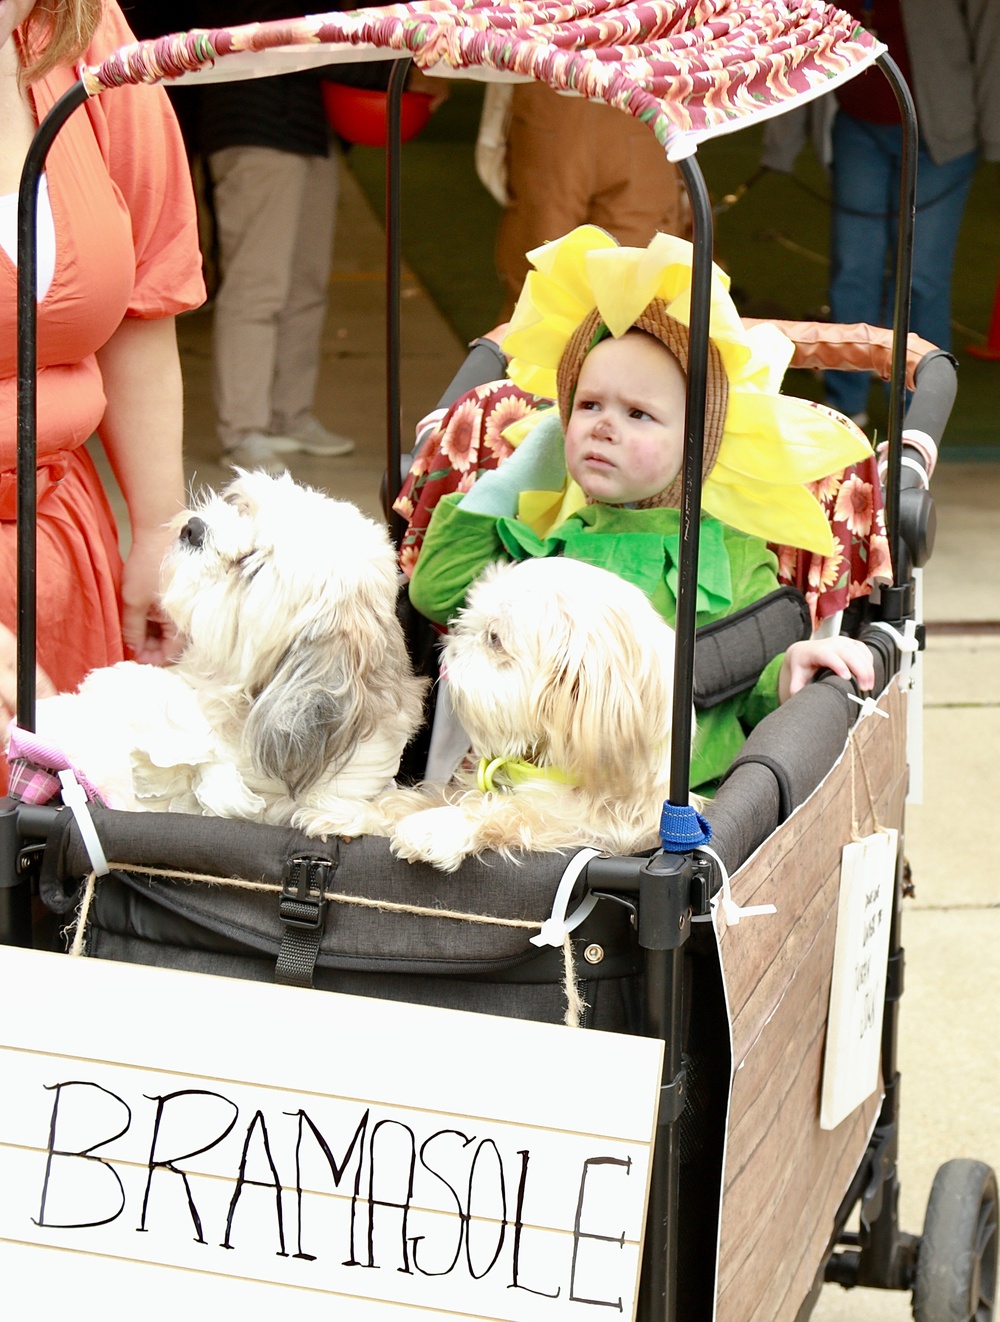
536,606 -> 675,792
242,636 -> 367,798
242,606 -> 426,799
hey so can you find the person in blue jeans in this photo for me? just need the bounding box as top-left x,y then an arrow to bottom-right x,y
825,0 -> 1000,423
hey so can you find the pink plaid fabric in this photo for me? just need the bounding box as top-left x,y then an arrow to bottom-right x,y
5,723 -> 108,807
6,760 -> 63,806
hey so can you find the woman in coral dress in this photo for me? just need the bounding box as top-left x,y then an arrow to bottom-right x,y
0,0 -> 206,771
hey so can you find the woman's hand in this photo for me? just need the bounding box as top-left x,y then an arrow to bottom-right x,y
120,529 -> 180,666
0,622 -> 57,727
779,636 -> 876,704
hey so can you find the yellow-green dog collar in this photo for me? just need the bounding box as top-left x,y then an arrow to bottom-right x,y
476,756 -> 579,793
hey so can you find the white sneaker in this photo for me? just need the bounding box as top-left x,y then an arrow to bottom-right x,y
224,432 -> 290,475
267,416 -> 355,458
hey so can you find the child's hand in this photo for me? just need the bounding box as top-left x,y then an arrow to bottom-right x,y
778,636 -> 876,704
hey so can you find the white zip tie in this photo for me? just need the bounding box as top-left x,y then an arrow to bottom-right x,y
900,455 -> 930,488
848,693 -> 890,720
879,454 -> 930,491
901,428 -> 938,476
692,845 -> 776,929
530,847 -> 600,947
868,618 -> 920,690
57,769 -> 109,878
868,619 -> 920,651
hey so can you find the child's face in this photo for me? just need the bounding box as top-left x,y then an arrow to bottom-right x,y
564,332 -> 687,506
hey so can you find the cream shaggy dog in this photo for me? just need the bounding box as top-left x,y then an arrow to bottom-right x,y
25,471 -> 426,837
385,556 -> 694,871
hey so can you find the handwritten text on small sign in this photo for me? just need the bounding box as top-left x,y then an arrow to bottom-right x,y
820,828 -> 899,1130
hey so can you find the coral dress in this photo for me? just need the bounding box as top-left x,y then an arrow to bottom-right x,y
0,1 -> 205,704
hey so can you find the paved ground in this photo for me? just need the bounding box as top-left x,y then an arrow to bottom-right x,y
107,161 -> 1000,1321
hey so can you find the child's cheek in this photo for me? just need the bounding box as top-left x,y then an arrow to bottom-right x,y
563,434 -> 586,485
635,440 -> 679,490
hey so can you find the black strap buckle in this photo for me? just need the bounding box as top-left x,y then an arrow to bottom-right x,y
279,856 -> 332,930
275,856 -> 337,988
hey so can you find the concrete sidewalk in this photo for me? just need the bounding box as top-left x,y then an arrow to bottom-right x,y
173,162 -> 1000,1320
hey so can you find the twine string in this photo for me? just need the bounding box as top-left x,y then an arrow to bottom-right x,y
849,723 -> 884,842
67,863 -> 587,1023
561,932 -> 585,1029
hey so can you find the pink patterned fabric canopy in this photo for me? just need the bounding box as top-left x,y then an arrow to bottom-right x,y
85,0 -> 883,159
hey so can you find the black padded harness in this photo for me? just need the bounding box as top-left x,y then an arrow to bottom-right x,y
694,586 -> 811,710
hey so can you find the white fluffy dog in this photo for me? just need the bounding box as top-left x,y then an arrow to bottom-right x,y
385,556 -> 693,871
25,471 -> 426,837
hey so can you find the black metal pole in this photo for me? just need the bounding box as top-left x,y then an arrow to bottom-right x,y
823,55 -> 922,1295
667,155 -> 714,805
4,80 -> 89,948
854,53 -> 921,1294
16,80 -> 89,733
638,886 -> 689,1322
385,58 -> 409,545
875,53 -> 917,622
636,150 -> 715,1322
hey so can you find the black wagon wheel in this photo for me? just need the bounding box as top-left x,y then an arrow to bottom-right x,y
913,1159 -> 998,1322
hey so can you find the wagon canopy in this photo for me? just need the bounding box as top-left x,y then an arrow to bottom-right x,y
86,0 -> 884,160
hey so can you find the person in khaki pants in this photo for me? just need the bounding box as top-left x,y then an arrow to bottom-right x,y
495,83 -> 689,320
198,0 -> 354,472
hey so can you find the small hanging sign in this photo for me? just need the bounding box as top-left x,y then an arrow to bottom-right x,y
820,828 -> 899,1131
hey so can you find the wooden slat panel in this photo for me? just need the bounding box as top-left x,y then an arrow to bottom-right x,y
715,685 -> 908,1322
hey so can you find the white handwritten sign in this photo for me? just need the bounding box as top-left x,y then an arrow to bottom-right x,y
819,828 -> 899,1131
0,946 -> 662,1319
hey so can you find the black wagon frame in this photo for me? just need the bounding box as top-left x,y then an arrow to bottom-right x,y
2,9 -> 987,1321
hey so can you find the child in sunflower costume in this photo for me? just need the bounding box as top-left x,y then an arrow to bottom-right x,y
407,227 -> 877,790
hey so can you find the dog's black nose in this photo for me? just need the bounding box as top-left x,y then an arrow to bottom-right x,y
179,516 -> 206,548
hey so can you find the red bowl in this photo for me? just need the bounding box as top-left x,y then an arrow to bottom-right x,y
322,83 -> 433,147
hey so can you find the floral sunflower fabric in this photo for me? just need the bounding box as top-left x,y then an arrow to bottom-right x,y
772,454 -> 891,629
394,380 -> 548,580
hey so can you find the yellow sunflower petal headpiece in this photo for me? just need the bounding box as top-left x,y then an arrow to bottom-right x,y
501,227 -> 873,556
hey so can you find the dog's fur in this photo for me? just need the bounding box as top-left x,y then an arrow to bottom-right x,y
30,471 -> 426,836
384,556 -> 694,871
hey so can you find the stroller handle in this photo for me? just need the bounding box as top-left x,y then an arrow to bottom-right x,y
905,349 -> 958,456
888,348 -> 956,570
